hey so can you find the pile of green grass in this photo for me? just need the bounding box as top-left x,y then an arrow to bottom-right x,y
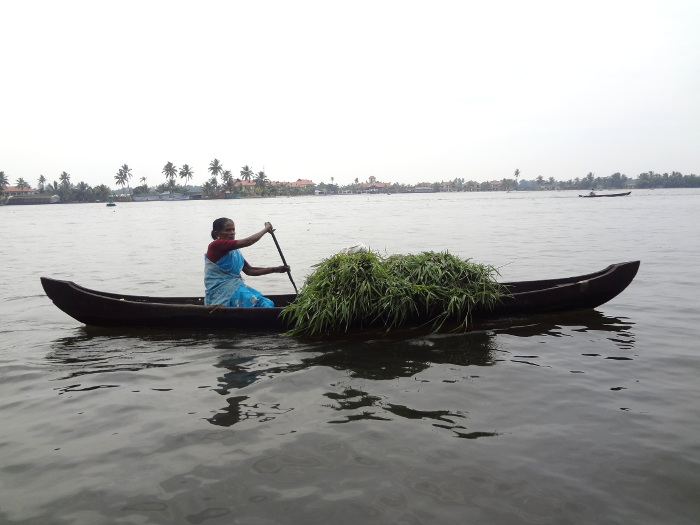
281,250 -> 505,336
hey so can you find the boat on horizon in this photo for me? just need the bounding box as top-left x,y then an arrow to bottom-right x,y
5,194 -> 60,205
132,191 -> 190,202
579,191 -> 631,198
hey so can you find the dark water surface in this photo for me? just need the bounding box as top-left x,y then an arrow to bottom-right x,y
1,190 -> 699,524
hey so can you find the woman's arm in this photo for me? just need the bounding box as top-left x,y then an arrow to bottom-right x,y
235,222 -> 274,249
242,260 -> 290,277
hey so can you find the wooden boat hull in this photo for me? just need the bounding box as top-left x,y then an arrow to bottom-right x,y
579,192 -> 631,198
41,261 -> 639,332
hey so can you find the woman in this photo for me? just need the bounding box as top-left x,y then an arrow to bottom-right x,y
205,217 -> 290,307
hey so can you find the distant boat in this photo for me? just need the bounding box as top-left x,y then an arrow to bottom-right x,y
6,194 -> 60,205
106,197 -> 116,207
132,191 -> 190,202
579,191 -> 631,198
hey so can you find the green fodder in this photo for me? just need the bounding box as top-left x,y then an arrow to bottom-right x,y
281,250 -> 505,337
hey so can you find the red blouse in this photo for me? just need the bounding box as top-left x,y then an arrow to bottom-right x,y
206,239 -> 239,263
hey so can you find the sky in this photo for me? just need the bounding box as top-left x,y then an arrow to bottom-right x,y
1,0 -> 699,188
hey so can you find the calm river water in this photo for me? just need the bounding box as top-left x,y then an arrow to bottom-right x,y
1,189 -> 699,524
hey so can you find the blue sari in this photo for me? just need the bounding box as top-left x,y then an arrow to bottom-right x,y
204,250 -> 274,307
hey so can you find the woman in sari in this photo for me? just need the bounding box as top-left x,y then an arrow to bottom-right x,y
205,218 -> 289,307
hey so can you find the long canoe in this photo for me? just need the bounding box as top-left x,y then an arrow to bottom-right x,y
40,261 -> 640,332
579,191 -> 631,198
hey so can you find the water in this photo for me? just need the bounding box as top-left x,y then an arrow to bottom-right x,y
1,190 -> 699,524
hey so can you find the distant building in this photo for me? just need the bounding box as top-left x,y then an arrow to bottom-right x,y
278,179 -> 315,193
3,185 -> 37,197
237,180 -> 257,194
4,185 -> 60,204
359,176 -> 391,193
185,187 -> 203,200
215,178 -> 316,198
410,185 -> 436,193
287,179 -> 315,188
409,182 -> 436,193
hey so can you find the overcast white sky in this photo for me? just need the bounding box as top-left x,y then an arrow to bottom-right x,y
1,0 -> 699,188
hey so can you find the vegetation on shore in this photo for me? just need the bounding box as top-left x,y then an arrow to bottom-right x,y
0,170 -> 112,203
281,251 -> 506,336
1,163 -> 699,204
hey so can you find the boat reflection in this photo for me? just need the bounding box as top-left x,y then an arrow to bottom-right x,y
207,393 -> 294,427
206,310 -> 635,430
45,330 -> 214,380
45,310 -> 635,434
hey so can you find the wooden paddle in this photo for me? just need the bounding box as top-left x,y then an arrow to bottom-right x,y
270,230 -> 298,294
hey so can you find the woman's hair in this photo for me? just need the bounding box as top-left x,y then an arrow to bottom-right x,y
211,217 -> 232,240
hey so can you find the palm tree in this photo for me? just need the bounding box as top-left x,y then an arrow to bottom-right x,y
179,164 -> 194,188
59,171 -> 71,187
585,172 -> 595,189
121,164 -> 133,194
93,184 -> 111,201
57,172 -> 72,201
0,171 -> 7,199
221,170 -> 234,193
209,159 -> 223,179
114,165 -> 132,194
162,162 -> 177,187
165,168 -> 176,190
255,170 -> 268,195
165,168 -> 176,189
38,175 -> 46,193
202,180 -> 216,199
514,169 -> 520,189
139,176 -> 147,191
16,177 -> 29,191
114,171 -> 126,190
114,167 -> 127,193
240,165 -> 253,182
75,181 -> 89,202
501,178 -> 517,191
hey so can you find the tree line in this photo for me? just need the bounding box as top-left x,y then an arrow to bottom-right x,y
320,170 -> 700,194
1,166 -> 698,203
0,170 -> 112,202
497,170 -> 700,191
114,159 -> 299,198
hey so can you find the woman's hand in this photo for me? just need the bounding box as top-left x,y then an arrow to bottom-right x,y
242,263 -> 290,276
236,223 -> 274,249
